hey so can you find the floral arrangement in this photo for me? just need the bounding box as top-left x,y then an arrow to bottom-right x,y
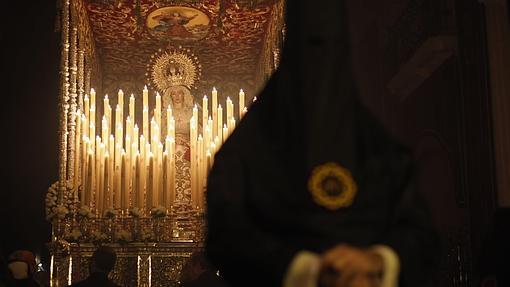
150,206 -> 167,218
140,228 -> 153,242
77,206 -> 94,220
104,208 -> 118,219
129,207 -> 142,218
90,231 -> 109,245
45,181 -> 76,221
114,229 -> 133,244
65,228 -> 83,242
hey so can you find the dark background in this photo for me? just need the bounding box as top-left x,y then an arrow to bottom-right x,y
1,2 -> 59,263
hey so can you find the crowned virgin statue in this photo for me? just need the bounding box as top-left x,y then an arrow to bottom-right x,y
151,48 -> 202,213
163,85 -> 194,209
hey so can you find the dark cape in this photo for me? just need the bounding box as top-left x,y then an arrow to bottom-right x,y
205,1 -> 440,287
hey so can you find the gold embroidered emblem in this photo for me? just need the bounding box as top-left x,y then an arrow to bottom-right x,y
308,162 -> 357,210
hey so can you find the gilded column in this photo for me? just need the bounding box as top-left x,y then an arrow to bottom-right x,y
58,0 -> 71,204
67,3 -> 78,182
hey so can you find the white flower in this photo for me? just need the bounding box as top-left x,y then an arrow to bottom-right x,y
115,230 -> 132,243
55,205 -> 69,219
78,206 -> 94,219
150,206 -> 167,218
129,208 -> 141,218
140,229 -> 152,241
104,208 -> 117,218
65,228 -> 82,241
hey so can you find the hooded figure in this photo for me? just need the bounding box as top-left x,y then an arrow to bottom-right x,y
205,1 -> 440,287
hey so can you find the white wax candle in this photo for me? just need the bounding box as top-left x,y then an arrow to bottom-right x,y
223,124 -> 228,143
84,95 -> 90,138
129,94 -> 135,124
212,88 -> 218,137
143,85 -> 148,110
143,106 -> 149,138
156,92 -> 162,129
217,105 -> 223,142
226,97 -> 233,123
239,89 -> 245,119
90,88 -> 96,111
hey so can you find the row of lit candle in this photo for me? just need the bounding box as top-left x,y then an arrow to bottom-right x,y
73,86 -> 248,216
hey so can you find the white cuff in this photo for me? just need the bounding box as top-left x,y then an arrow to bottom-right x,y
283,251 -> 321,287
370,245 -> 400,287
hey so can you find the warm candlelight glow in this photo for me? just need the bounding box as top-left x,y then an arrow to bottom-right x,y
75,86 -> 249,216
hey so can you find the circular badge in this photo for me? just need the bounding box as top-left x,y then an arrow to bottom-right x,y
308,162 -> 357,210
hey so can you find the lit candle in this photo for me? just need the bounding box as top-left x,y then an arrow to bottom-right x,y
104,153 -> 111,209
74,110 -> 82,188
212,88 -> 218,137
239,89 -> 245,119
81,114 -> 87,145
85,151 -> 93,207
203,95 -> 209,137
125,117 -> 132,149
134,152 -> 141,209
133,125 -> 139,151
81,137 -> 89,206
118,89 -> 124,120
230,118 -> 236,136
162,151 -> 168,208
170,117 -> 175,141
121,151 -> 128,210
139,136 -> 147,212
109,135 -> 115,190
193,104 -> 198,123
197,135 -> 203,209
166,106 -> 172,138
115,150 -> 127,208
129,94 -> 135,124
217,105 -> 223,142
97,142 -> 105,215
156,143 -> 164,207
104,95 -> 110,129
94,137 -> 101,212
156,92 -> 162,130
242,107 -> 248,118
148,153 -> 155,208
89,111 -> 96,151
90,88 -> 96,111
253,96 -> 257,102
84,95 -> 90,138
114,143 -> 122,209
101,116 -> 109,148
222,124 -> 228,143
115,105 -> 123,149
143,106 -> 149,139
143,85 -> 148,110
226,97 -> 233,124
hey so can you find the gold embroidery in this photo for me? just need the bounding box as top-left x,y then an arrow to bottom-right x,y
308,162 -> 357,210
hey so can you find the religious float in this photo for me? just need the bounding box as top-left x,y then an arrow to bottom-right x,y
46,0 -> 285,286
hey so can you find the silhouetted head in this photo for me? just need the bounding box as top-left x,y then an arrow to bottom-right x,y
90,246 -> 117,274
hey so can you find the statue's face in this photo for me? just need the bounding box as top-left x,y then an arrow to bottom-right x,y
171,89 -> 185,104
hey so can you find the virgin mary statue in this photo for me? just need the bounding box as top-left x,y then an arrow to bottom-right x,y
162,85 -> 196,211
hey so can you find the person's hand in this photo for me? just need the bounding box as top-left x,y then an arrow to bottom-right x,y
319,244 -> 383,287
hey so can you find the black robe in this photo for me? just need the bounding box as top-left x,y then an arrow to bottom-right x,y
205,1 -> 440,286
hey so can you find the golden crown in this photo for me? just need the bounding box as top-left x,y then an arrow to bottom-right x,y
146,46 -> 202,91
